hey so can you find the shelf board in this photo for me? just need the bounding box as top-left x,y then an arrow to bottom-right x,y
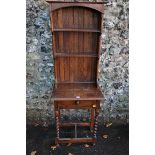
53,28 -> 100,33
55,53 -> 98,57
52,83 -> 104,101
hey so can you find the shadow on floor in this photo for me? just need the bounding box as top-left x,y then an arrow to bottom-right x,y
26,124 -> 129,155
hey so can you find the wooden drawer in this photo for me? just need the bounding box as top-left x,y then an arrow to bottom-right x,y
55,100 -> 100,109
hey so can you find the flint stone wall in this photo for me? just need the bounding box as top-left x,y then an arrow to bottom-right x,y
26,0 -> 129,126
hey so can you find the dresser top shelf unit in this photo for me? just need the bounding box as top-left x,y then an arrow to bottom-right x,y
48,1 -> 104,99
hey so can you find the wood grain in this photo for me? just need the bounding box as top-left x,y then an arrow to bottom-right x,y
48,2 -> 104,145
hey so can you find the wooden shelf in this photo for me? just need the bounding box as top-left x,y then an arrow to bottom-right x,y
55,53 -> 98,57
53,28 -> 101,33
52,83 -> 104,101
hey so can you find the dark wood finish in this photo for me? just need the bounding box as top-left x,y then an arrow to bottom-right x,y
47,1 -> 104,13
53,83 -> 103,100
55,100 -> 100,109
54,53 -> 98,57
56,137 -> 96,144
94,109 -> 99,138
54,57 -> 98,82
47,1 -> 104,146
90,109 -> 95,132
53,28 -> 101,33
59,122 -> 90,127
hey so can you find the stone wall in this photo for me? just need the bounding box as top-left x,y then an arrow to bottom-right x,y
26,0 -> 129,126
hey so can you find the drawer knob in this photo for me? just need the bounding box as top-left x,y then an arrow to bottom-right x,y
75,100 -> 80,105
92,104 -> 96,108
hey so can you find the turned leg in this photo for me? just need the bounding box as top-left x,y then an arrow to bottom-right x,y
55,110 -> 60,146
93,109 -> 99,145
90,109 -> 95,133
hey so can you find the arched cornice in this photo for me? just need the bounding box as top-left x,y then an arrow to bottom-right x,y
47,2 -> 104,14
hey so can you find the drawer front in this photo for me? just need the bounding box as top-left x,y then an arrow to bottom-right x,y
56,100 -> 100,109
